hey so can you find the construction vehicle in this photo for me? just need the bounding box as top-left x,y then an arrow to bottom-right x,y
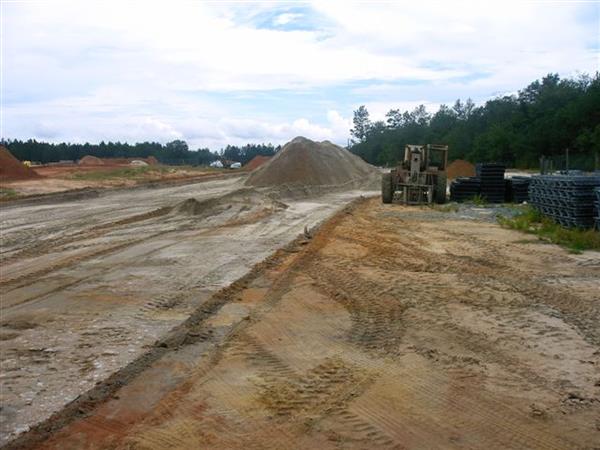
381,144 -> 448,205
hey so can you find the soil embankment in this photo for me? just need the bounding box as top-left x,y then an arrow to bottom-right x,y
244,155 -> 271,171
0,147 -> 41,182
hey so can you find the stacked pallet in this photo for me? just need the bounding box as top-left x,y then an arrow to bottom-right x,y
506,176 -> 531,203
476,163 -> 506,203
450,177 -> 481,202
529,175 -> 600,228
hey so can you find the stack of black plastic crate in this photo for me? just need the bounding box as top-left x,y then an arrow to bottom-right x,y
529,175 -> 600,228
505,176 -> 530,203
476,163 -> 505,203
450,177 -> 481,202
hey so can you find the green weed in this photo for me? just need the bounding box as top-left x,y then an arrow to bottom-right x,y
470,194 -> 487,206
498,206 -> 600,253
433,203 -> 460,213
0,187 -> 18,199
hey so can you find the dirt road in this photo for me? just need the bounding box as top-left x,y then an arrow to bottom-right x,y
6,197 -> 599,449
0,177 -> 374,444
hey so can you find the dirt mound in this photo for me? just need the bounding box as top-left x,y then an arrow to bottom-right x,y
79,156 -> 157,166
447,159 -> 476,179
245,155 -> 271,171
78,155 -> 104,166
245,137 -> 380,189
174,197 -> 220,216
172,188 -> 287,221
0,146 -> 41,181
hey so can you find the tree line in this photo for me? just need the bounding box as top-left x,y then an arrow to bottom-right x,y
1,139 -> 280,166
349,73 -> 600,170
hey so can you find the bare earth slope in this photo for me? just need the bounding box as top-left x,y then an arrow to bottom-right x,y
0,147 -> 41,181
9,198 -> 599,450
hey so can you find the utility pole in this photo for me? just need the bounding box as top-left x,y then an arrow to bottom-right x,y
565,148 -> 569,173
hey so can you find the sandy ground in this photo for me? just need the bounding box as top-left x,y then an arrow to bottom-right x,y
4,197 -> 599,449
1,166 -> 235,197
0,176 -> 375,445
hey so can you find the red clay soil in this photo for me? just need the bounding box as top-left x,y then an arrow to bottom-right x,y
0,146 -> 42,181
446,159 -> 476,179
245,155 -> 271,171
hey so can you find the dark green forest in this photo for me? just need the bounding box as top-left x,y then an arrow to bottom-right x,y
1,139 -> 279,166
349,73 -> 600,170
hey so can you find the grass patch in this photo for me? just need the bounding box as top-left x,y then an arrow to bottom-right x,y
470,194 -> 487,206
498,206 -> 600,253
433,203 -> 460,213
0,187 -> 18,199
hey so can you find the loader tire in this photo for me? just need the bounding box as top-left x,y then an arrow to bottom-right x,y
382,173 -> 393,204
435,173 -> 447,204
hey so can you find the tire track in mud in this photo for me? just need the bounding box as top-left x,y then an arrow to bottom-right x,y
0,234 -> 162,291
307,264 -> 409,355
231,334 -> 298,386
371,207 -> 600,348
0,206 -> 173,266
5,197 -> 598,449
3,199 -> 368,450
1,225 -> 324,450
299,202 -> 595,448
229,332 -> 394,447
127,201 -> 378,448
255,355 -> 369,419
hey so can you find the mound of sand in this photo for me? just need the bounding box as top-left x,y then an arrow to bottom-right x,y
447,159 -> 476,179
0,146 -> 41,181
146,156 -> 159,165
245,137 -> 379,189
172,188 -> 287,220
79,155 -> 104,166
245,155 -> 271,171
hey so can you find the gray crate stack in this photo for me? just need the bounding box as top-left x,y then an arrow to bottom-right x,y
510,176 -> 531,203
476,163 -> 506,203
450,177 -> 481,202
506,176 -> 531,203
529,175 -> 600,228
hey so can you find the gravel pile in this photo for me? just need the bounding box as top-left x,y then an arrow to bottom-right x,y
245,137 -> 379,189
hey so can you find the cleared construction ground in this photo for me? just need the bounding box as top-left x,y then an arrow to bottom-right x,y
1,138 -> 599,449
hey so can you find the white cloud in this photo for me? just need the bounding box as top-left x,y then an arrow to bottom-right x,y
1,1 -> 597,148
273,13 -> 303,26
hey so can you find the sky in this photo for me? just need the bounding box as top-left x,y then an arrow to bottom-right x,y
1,0 -> 598,150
